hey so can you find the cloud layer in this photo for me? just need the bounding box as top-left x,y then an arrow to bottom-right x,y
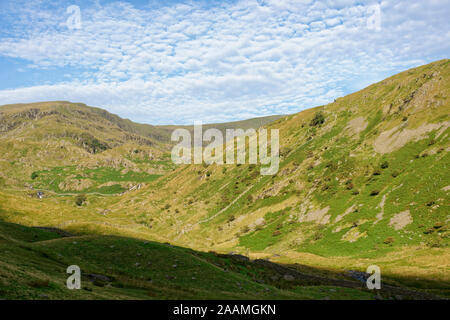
0,0 -> 449,124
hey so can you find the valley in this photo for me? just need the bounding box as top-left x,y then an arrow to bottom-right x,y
0,60 -> 449,300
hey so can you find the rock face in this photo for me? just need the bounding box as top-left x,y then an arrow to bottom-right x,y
58,177 -> 94,191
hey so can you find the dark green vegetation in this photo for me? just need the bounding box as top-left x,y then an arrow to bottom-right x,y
0,220 -> 380,300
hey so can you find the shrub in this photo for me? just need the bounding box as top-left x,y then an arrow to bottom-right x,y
272,230 -> 281,237
310,111 -> 325,126
370,190 -> 380,196
227,215 -> 235,223
383,237 -> 394,245
391,170 -> 399,178
75,194 -> 87,206
380,160 -> 389,169
31,172 -> 39,180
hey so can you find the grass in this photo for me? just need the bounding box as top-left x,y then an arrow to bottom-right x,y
0,220 -> 377,300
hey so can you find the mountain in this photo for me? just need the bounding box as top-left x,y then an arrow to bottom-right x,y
0,59 -> 448,299
0,101 -> 280,194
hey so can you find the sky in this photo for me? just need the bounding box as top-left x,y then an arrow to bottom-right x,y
0,0 -> 449,125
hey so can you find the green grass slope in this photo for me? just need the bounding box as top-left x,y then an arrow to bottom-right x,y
0,220 -> 380,300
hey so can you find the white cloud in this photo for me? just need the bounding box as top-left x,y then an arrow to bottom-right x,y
0,0 -> 449,124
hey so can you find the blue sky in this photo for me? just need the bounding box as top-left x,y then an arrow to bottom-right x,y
0,0 -> 449,124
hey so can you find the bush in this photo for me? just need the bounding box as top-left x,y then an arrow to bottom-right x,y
370,190 -> 380,196
75,194 -> 87,206
272,230 -> 281,237
31,172 -> 39,180
383,237 -> 394,245
310,111 -> 325,126
391,170 -> 399,178
380,160 -> 389,169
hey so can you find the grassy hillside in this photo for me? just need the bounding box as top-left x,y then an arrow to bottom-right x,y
0,60 -> 448,299
0,220 -> 385,300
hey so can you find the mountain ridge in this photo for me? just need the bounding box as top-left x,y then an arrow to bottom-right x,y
0,59 -> 448,299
